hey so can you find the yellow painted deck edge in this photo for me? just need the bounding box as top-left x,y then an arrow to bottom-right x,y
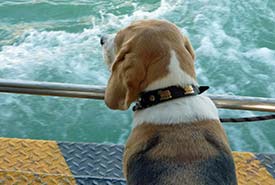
0,138 -> 275,184
0,137 -> 76,185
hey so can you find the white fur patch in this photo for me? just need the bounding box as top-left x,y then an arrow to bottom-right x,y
102,34 -> 116,70
133,50 -> 219,127
145,51 -> 198,91
133,95 -> 219,126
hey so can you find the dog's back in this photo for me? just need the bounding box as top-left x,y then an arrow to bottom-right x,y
124,121 -> 237,185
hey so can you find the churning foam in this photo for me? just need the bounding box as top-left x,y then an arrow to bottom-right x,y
0,0 -> 274,150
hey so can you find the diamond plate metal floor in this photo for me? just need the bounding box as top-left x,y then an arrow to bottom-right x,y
58,142 -> 126,185
1,137 -> 275,185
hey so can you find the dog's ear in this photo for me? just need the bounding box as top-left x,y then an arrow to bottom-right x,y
104,29 -> 171,110
104,41 -> 146,110
183,36 -> 195,60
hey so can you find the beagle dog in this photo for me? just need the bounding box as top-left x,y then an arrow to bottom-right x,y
101,19 -> 237,185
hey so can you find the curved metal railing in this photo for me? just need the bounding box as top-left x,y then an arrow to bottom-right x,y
0,78 -> 275,113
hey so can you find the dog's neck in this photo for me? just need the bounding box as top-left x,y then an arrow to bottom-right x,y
133,95 -> 219,126
133,85 -> 209,111
133,51 -> 219,127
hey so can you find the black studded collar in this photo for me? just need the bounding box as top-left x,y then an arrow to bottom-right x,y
133,85 -> 209,111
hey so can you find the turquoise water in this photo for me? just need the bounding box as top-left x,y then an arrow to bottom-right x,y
0,0 -> 274,152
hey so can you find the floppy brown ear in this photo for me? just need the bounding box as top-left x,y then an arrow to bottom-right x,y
183,36 -> 195,60
104,25 -> 172,110
104,44 -> 146,110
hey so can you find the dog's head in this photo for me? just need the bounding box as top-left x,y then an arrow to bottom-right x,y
101,19 -> 196,110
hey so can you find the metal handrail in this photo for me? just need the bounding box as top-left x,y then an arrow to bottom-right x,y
0,79 -> 275,113
0,79 -> 105,99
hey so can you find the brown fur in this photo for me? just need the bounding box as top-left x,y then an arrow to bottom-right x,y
105,20 -> 196,110
124,120 -> 231,177
103,19 -> 237,185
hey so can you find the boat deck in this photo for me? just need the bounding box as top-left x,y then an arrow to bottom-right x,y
0,137 -> 275,185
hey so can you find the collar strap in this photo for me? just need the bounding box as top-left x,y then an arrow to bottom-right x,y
133,85 -> 209,111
